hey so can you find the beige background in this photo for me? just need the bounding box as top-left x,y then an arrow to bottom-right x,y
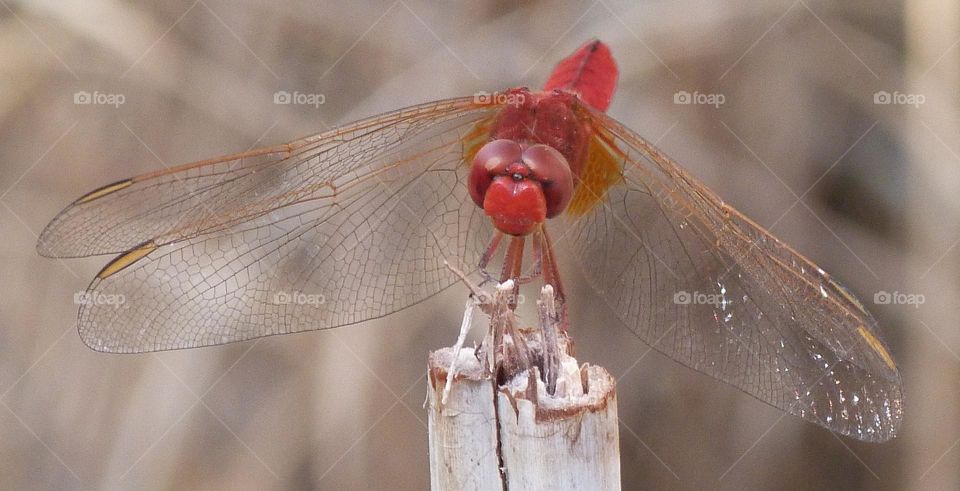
1,0 -> 957,489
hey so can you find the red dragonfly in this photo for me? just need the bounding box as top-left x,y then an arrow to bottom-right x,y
38,40 -> 901,442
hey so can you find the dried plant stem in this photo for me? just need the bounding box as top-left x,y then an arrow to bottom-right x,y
427,279 -> 621,490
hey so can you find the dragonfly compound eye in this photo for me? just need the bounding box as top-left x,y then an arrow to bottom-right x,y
468,139 -> 522,209
522,144 -> 573,217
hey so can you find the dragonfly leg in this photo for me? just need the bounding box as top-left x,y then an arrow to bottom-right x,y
511,228 -> 543,286
477,231 -> 505,286
500,236 -> 525,310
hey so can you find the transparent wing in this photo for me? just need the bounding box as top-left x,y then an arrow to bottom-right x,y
41,97 -> 500,353
39,98 -> 489,258
560,103 -> 902,441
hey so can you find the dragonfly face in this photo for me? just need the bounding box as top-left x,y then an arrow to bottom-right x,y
468,137 -> 573,236
37,39 -> 902,442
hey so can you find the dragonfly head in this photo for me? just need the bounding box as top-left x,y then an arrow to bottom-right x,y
468,139 -> 573,235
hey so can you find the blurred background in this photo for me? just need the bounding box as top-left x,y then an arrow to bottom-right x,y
0,0 -> 957,489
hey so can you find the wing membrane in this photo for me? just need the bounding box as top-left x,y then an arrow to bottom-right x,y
560,103 -> 902,441
38,97 -> 487,258
46,97 -> 501,352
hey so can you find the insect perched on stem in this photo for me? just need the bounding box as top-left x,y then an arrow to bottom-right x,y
39,40 -> 902,442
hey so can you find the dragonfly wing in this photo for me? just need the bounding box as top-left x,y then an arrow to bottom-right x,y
560,102 -> 902,441
38,97 -> 488,258
49,98 -> 501,352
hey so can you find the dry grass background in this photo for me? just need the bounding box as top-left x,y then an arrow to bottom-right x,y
1,0 -> 958,489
